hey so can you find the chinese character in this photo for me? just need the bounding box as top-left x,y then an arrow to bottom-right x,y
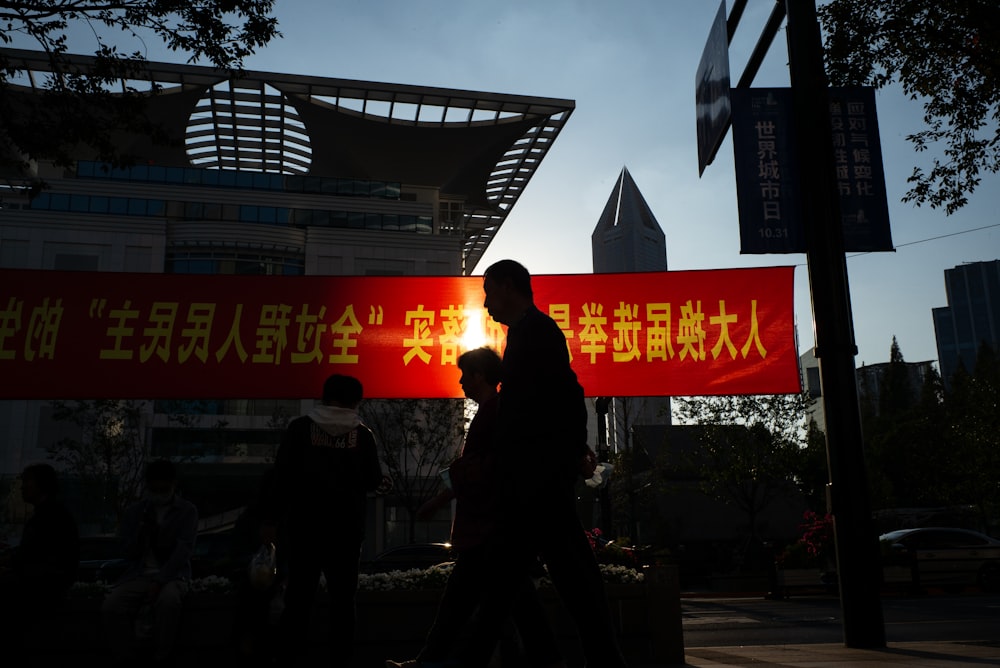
100,300 -> 140,361
438,305 -> 468,366
140,302 -> 178,363
611,302 -> 642,362
178,303 -> 215,364
578,302 -> 608,364
253,304 -> 292,364
709,301 -> 738,360
646,303 -> 675,361
677,300 -> 706,361
0,297 -> 23,361
330,305 -> 363,364
25,298 -> 63,362
403,305 -> 435,365
290,304 -> 327,364
740,300 -> 767,359
216,304 -> 249,363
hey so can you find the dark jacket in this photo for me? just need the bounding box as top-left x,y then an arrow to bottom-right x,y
496,305 -> 589,486
269,405 -> 384,539
449,393 -> 501,551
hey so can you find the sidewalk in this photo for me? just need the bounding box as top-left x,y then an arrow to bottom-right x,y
360,640 -> 1000,667
673,640 -> 1000,667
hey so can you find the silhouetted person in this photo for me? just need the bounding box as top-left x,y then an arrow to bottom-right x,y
0,463 -> 79,651
263,374 -> 385,668
102,459 -> 198,668
463,259 -> 628,668
385,347 -> 565,668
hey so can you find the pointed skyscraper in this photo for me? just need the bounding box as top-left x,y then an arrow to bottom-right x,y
590,166 -> 670,483
591,166 -> 667,273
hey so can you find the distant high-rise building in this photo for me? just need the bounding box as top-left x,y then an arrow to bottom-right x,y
932,259 -> 1000,389
591,167 -> 669,454
591,167 -> 667,273
799,349 -> 934,434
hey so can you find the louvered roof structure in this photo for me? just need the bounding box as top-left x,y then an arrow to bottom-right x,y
2,48 -> 575,272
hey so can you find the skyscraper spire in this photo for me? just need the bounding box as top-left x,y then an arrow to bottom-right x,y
591,166 -> 667,272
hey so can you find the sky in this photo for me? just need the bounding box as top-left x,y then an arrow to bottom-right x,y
18,0 -> 1000,369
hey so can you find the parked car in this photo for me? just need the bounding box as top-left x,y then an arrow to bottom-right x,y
879,527 -> 1000,592
364,542 -> 454,573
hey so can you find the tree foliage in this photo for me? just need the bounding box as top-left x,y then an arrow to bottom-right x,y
818,0 -> 1000,214
0,0 -> 279,176
861,337 -> 1000,529
673,392 -> 816,540
360,398 -> 465,544
46,398 -> 150,529
942,341 -> 1000,523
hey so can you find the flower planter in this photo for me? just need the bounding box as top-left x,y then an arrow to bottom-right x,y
36,565 -> 685,666
777,568 -> 825,587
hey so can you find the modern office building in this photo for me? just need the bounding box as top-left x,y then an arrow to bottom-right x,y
591,167 -> 670,448
0,48 -> 574,542
932,259 -> 1000,390
591,166 -> 667,274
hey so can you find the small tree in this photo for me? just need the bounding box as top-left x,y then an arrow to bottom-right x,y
360,398 -> 465,544
46,398 -> 150,530
674,392 -> 814,571
944,341 -> 1000,527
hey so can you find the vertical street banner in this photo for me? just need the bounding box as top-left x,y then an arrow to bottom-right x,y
827,87 -> 893,253
730,88 -> 807,253
732,87 -> 893,254
0,267 -> 801,399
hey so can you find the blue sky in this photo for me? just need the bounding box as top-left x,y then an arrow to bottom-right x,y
19,0 -> 1000,369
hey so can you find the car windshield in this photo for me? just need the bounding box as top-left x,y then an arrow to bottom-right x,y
879,530 -> 913,542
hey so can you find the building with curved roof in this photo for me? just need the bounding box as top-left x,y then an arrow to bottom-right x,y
0,48 -> 574,540
1,47 -> 574,274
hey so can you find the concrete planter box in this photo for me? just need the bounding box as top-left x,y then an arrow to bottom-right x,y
772,567 -> 837,598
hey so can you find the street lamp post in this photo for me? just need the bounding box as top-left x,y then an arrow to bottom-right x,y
784,0 -> 886,648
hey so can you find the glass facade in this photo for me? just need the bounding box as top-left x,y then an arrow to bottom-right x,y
76,161 -> 401,199
29,191 -> 432,234
933,260 -> 1000,390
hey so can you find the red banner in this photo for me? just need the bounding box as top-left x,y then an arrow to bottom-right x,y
0,267 -> 800,399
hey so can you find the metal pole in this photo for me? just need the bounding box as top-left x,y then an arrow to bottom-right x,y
595,396 -> 612,534
784,0 -> 886,648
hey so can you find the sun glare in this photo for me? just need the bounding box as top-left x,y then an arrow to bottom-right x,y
460,309 -> 487,351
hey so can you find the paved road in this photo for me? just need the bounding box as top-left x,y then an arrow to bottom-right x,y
680,592 -> 1000,647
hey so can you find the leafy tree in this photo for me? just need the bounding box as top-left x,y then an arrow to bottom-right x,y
863,337 -> 920,506
673,392 -> 815,570
360,398 -> 465,544
46,398 -> 151,530
944,341 -> 1000,526
797,418 -> 831,512
817,0 -> 1000,214
0,0 -> 280,179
